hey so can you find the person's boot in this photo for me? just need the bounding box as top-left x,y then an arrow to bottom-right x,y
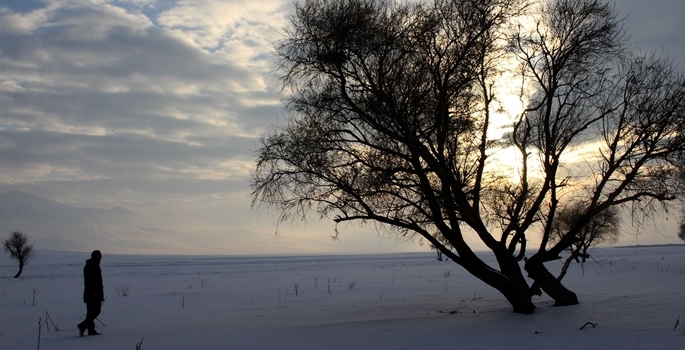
77,324 -> 85,337
88,328 -> 101,336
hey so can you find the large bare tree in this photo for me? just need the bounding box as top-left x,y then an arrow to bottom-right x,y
252,0 -> 685,314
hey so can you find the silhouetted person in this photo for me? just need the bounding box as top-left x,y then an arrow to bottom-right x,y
77,250 -> 104,336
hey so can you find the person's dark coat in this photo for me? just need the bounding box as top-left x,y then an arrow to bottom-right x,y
83,258 -> 104,303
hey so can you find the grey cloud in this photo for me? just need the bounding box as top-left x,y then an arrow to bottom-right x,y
615,0 -> 685,65
0,130 -> 252,178
0,1 -> 280,191
0,2 -> 277,130
0,178 -> 249,200
2,89 -> 237,136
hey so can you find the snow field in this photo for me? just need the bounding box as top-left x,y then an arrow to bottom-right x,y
1,246 -> 684,349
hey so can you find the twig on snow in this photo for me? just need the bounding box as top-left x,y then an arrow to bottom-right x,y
579,322 -> 597,330
437,306 -> 465,314
673,315 -> 680,330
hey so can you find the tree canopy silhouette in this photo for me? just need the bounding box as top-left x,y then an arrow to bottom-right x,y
3,230 -> 35,278
252,0 -> 685,314
543,203 -> 619,288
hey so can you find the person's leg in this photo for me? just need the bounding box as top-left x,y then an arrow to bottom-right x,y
77,302 -> 90,336
85,301 -> 102,335
77,317 -> 86,337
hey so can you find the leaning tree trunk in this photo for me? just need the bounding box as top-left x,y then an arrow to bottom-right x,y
14,261 -> 24,278
524,257 -> 578,306
497,272 -> 537,314
498,259 -> 537,314
556,249 -> 580,282
460,251 -> 536,314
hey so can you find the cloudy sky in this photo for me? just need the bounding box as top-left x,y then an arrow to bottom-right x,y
1,0 -> 684,254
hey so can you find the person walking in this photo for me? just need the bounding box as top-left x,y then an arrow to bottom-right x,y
77,250 -> 104,336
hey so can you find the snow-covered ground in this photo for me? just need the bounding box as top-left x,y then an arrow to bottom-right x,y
1,246 -> 684,349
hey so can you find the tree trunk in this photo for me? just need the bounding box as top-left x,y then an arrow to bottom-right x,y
500,282 -> 536,314
472,272 -> 536,314
462,254 -> 536,314
498,261 -> 536,314
442,239 -> 536,314
556,249 -> 580,282
524,258 -> 578,306
13,261 -> 24,278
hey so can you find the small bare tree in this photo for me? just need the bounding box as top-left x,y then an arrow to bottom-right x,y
3,231 -> 36,278
549,203 -> 619,281
553,204 -> 618,254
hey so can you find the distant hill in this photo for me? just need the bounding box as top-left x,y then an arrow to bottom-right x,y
0,191 -> 199,254
0,191 -> 368,256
